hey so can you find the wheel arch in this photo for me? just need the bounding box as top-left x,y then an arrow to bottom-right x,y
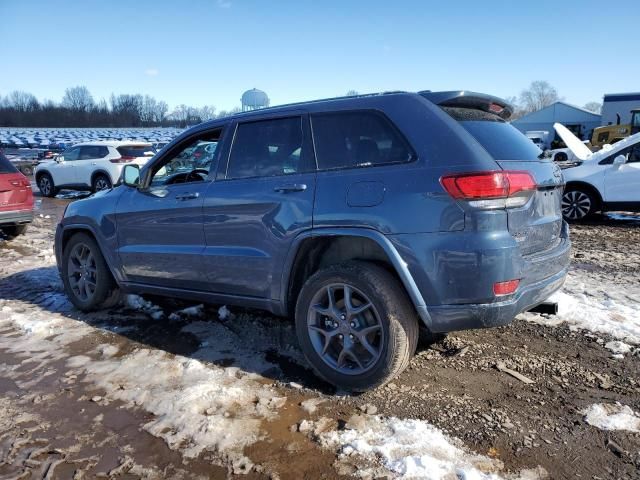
282,228 -> 431,328
59,225 -> 122,285
91,169 -> 113,186
564,181 -> 604,209
35,169 -> 52,182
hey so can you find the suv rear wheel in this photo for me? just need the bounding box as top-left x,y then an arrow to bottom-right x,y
1,224 -> 28,239
295,261 -> 418,391
61,233 -> 119,311
92,174 -> 112,193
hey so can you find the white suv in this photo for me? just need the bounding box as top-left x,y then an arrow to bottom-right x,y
34,141 -> 154,197
554,123 -> 640,221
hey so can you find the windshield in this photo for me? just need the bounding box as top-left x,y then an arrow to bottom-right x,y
0,152 -> 19,174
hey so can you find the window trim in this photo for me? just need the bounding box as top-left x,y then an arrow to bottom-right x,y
222,114 -> 313,181
141,125 -> 227,188
309,109 -> 417,173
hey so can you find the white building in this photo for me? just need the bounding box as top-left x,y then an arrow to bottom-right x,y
511,102 -> 602,148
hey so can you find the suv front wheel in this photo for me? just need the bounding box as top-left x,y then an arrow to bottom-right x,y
61,233 -> 119,311
295,261 -> 418,391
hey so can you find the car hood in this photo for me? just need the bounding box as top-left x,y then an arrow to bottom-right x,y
554,123 -> 640,163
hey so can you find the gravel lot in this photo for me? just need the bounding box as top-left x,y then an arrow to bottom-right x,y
0,194 -> 638,479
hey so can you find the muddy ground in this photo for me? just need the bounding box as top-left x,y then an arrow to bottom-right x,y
0,194 -> 639,480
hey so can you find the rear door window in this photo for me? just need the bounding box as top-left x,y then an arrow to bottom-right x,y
311,111 -> 414,170
117,145 -> 153,158
444,107 -> 542,161
0,152 -> 18,173
227,116 -> 309,179
79,146 -> 109,159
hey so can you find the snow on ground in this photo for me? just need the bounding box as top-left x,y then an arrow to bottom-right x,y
523,273 -> 640,347
583,403 -> 640,433
317,414 -> 546,480
0,297 -> 287,473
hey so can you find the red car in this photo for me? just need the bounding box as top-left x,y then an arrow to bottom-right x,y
0,151 -> 34,238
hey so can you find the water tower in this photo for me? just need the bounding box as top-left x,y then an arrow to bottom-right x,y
241,88 -> 270,111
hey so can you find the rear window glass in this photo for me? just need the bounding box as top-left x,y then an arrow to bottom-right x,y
117,145 -> 153,158
0,152 -> 18,173
444,107 -> 542,160
311,111 -> 414,170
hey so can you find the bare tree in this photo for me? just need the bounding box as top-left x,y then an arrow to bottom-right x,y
61,86 -> 94,112
583,102 -> 602,114
198,105 -> 217,121
519,81 -> 560,114
345,89 -> 359,96
154,101 -> 168,123
6,91 -> 39,111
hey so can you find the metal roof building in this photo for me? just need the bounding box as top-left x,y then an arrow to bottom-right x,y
511,101 -> 602,144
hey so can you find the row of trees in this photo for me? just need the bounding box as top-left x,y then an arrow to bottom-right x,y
0,86 -> 241,128
1,82 -> 602,127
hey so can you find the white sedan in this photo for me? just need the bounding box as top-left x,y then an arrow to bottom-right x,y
554,123 -> 640,221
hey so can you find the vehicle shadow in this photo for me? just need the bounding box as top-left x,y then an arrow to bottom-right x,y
572,212 -> 640,227
0,266 -> 337,395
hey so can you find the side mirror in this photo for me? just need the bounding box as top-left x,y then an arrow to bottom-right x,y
613,154 -> 626,166
55,156 -> 64,163
122,164 -> 141,187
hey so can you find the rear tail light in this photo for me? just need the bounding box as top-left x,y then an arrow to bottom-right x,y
9,178 -> 30,188
440,171 -> 536,209
493,279 -> 520,296
110,155 -> 135,163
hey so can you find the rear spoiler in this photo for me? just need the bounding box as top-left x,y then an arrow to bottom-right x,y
419,90 -> 513,120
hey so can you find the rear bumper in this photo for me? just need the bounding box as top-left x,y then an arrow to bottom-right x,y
0,209 -> 33,226
427,265 -> 567,332
388,221 -> 571,333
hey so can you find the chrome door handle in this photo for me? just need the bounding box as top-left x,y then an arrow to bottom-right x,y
92,162 -> 97,165
175,192 -> 200,200
274,183 -> 307,193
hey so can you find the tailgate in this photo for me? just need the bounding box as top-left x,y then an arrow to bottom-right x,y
496,160 -> 564,256
0,173 -> 31,211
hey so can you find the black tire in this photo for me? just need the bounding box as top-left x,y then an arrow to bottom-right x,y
61,232 -> 119,312
562,186 -> 599,222
554,152 -> 568,162
37,173 -> 58,197
295,261 -> 419,392
92,174 -> 112,193
1,224 -> 28,239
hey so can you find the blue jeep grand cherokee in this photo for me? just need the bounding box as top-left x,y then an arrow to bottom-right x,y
55,91 -> 570,391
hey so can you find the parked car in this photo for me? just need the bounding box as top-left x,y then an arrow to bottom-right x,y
554,123 -> 640,221
0,151 -> 34,238
34,141 -> 155,196
54,91 -> 570,391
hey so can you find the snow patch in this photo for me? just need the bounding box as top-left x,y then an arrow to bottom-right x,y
218,305 -> 231,320
320,415 -> 513,479
126,294 -> 164,320
523,276 -> 640,345
604,340 -> 632,356
583,403 -> 640,433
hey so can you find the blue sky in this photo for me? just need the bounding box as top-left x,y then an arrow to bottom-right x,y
1,0 -> 639,113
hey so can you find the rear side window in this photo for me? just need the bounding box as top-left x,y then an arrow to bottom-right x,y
311,111 -> 414,170
227,117 -> 309,179
117,145 -> 153,158
444,107 -> 542,161
79,146 -> 109,159
0,152 -> 18,173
